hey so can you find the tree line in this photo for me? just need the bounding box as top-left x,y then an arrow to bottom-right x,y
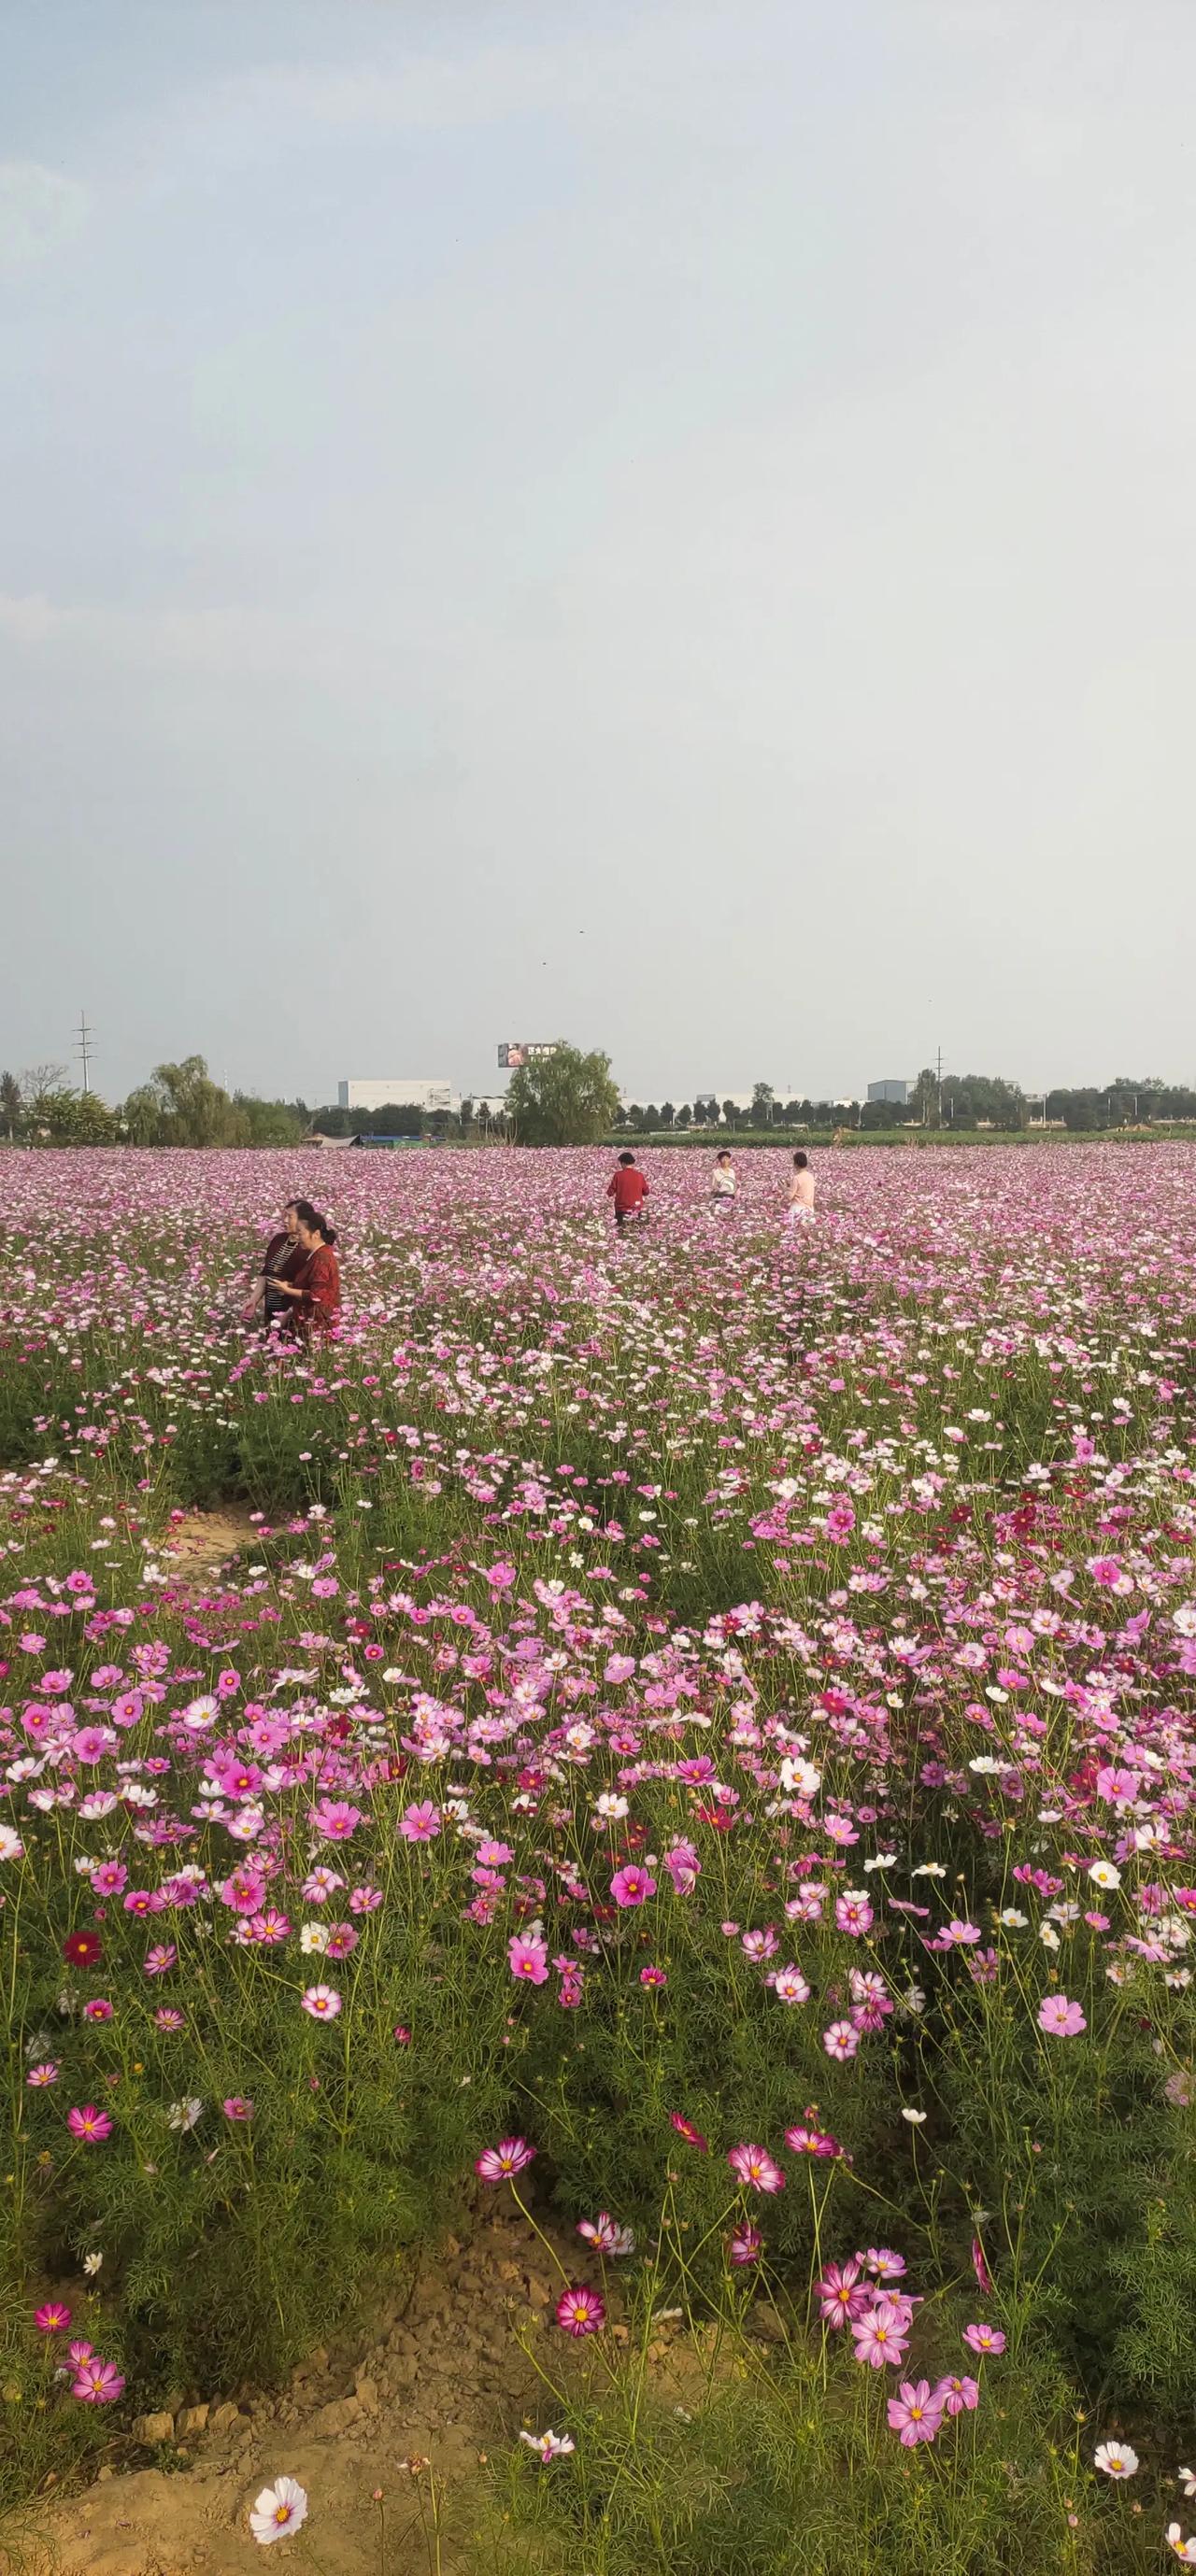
4,1048 -> 1195,1149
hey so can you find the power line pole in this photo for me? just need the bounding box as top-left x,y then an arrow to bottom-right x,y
935,1044 -> 943,1129
76,1010 -> 94,1097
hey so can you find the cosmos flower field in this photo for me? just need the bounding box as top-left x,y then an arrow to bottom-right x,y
3,1144 -> 1196,2572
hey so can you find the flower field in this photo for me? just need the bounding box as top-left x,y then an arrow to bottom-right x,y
3,1144 -> 1196,2573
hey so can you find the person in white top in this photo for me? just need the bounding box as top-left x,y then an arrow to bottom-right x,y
710,1148 -> 736,1208
786,1149 -> 816,1222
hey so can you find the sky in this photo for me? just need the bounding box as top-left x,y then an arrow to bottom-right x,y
2,0 -> 1195,1110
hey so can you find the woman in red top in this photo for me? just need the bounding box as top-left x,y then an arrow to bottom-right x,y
271,1211 -> 341,1339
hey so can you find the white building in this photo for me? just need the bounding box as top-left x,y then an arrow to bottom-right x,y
338,1078 -> 459,1114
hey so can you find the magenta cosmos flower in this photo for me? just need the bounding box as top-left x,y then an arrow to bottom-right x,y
669,2112 -> 708,2151
610,1865 -> 657,1907
888,2380 -> 944,2445
785,2124 -> 842,2158
962,2321 -> 1006,2356
35,2302 -> 71,2334
222,2097 -> 254,2121
730,2222 -> 763,2265
727,2143 -> 786,2194
817,2259 -> 871,2330
66,2105 -> 113,2144
1037,1994 -> 1087,2037
476,2137 -> 535,2183
555,2286 -> 606,2337
71,2357 -> 125,2404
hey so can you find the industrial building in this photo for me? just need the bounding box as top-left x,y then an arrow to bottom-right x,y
867,1079 -> 910,1106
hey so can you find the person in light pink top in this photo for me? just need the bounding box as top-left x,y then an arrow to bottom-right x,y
786,1150 -> 816,1223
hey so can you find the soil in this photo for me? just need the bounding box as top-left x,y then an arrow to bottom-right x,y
16,2205 -> 590,2576
156,1509 -> 262,1585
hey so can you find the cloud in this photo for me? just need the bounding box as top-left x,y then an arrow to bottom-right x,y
0,591 -> 309,676
0,162 -> 89,269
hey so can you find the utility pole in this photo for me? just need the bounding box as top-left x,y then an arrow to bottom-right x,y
76,1010 -> 94,1096
936,1045 -> 943,1129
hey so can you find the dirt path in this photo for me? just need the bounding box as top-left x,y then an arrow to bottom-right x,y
19,2206 -> 573,2576
155,1507 -> 262,1585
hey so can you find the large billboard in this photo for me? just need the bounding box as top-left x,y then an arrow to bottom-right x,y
497,1041 -> 560,1069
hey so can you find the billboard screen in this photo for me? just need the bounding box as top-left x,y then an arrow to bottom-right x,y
497,1041 -> 560,1069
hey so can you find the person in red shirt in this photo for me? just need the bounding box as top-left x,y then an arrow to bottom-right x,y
606,1151 -> 648,1230
270,1210 -> 342,1338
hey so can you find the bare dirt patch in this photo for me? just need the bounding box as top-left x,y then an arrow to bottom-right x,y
18,2207 -> 585,2576
157,1508 -> 261,1586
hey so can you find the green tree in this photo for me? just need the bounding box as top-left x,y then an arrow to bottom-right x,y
118,1056 -> 245,1146
0,1072 -> 21,1139
751,1081 -> 775,1125
233,1092 -> 308,1145
505,1042 -> 620,1146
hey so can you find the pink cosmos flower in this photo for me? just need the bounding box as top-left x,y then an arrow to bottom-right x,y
399,1801 -> 440,1843
639,1964 -> 667,1988
772,1965 -> 811,2004
817,2259 -> 871,2329
888,2379 -> 944,2445
66,2105 -> 113,2144
222,2098 -> 254,2120
610,1866 -> 657,1907
935,2372 -> 980,2415
35,2303 -> 71,2334
555,2286 -> 605,2337
785,2125 -> 842,2158
852,2300 -> 911,2371
26,2062 -> 59,2088
972,2234 -> 993,2294
822,2019 -> 860,2061
144,1944 -> 178,1976
71,2357 -> 125,2404
862,2248 -> 906,2283
299,1984 -> 342,2020
312,1800 -> 363,1843
730,2222 -> 763,2265
577,2213 -> 634,2256
669,2112 -> 708,2151
962,2321 -> 1006,2356
476,2138 -> 535,2183
508,1934 -> 549,1985
82,1999 -> 113,2022
728,2143 -> 786,2194
1037,1995 -> 1087,2037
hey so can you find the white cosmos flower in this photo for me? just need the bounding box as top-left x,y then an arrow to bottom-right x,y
0,1827 -> 24,1861
1179,2469 -> 1196,2499
82,2250 -> 103,2276
778,1757 -> 821,1798
1000,1909 -> 1029,1929
520,2429 -> 576,2460
300,1922 -> 330,1954
911,1862 -> 947,1879
166,2098 -> 204,2133
249,2478 -> 309,2545
900,2107 -> 928,2126
1094,2441 -> 1138,2479
1089,1861 -> 1121,1890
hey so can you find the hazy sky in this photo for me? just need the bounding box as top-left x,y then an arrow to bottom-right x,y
3,1 -> 1194,1108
